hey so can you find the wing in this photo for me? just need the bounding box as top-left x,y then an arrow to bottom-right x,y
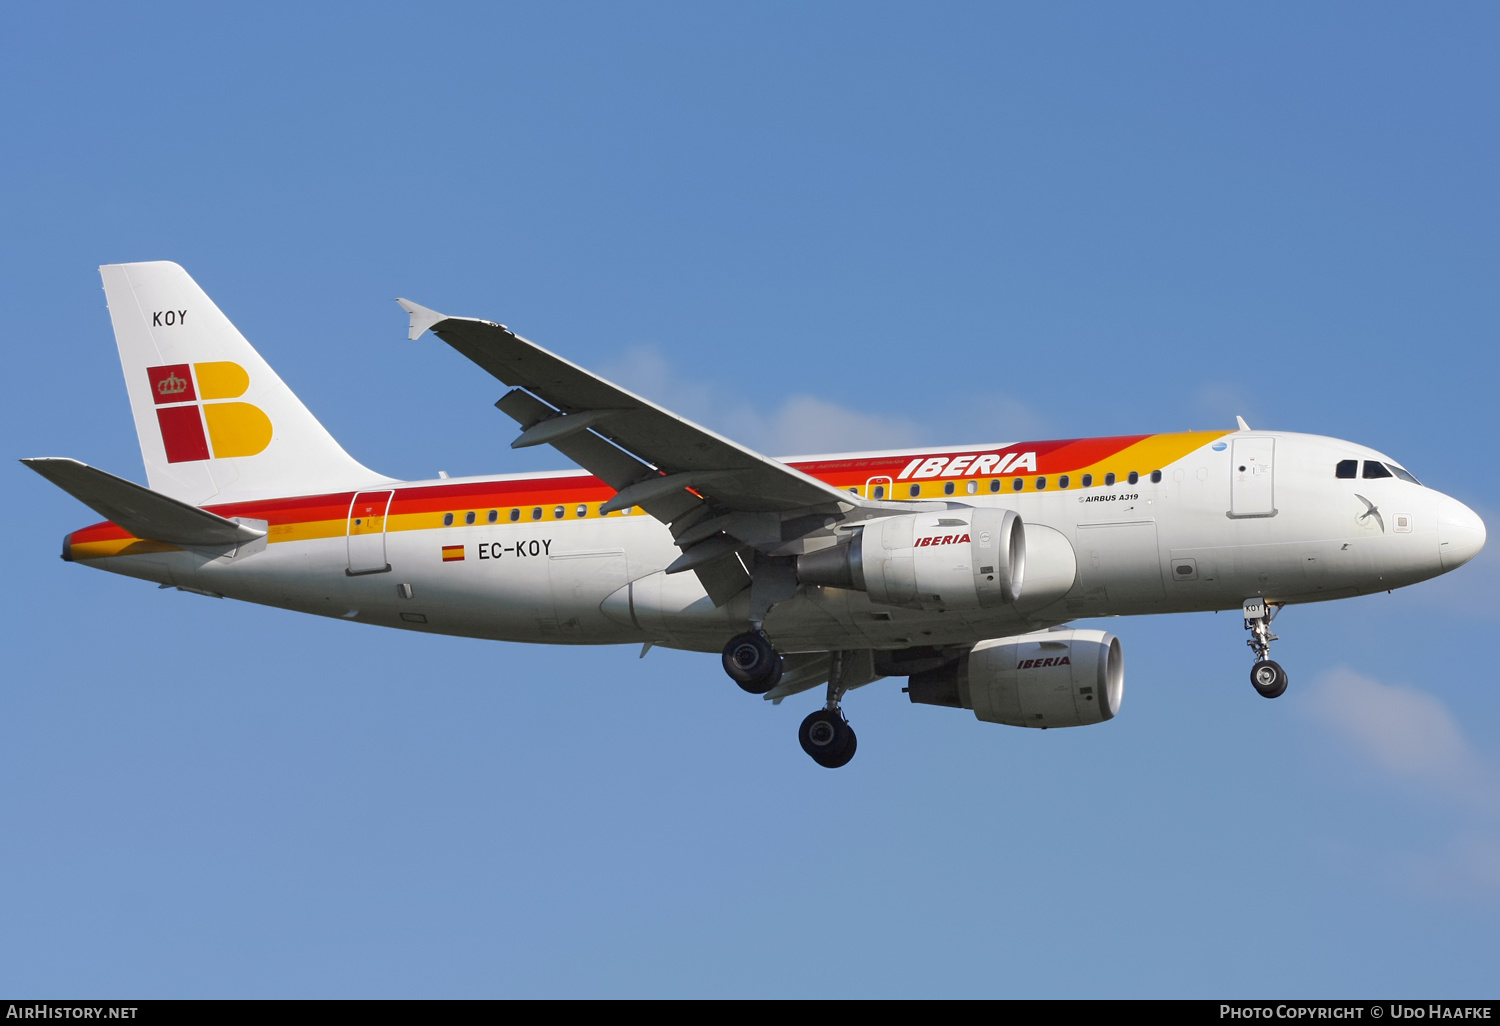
399,300 -> 900,603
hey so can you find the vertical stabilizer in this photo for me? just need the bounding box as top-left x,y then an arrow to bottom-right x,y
100,261 -> 389,505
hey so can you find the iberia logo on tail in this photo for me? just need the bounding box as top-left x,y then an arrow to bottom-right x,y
146,362 -> 272,463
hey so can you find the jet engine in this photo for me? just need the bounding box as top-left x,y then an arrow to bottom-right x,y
903,629 -> 1123,728
796,508 -> 1024,611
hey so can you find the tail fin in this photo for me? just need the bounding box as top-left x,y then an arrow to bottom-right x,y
101,261 -> 388,505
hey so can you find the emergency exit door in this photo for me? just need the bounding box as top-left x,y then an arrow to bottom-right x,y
1230,437 -> 1276,517
347,490 -> 394,575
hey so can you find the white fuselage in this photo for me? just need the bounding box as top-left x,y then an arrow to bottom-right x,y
72,431 -> 1485,654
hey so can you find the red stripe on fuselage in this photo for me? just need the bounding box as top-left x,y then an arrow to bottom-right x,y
66,434 -> 1169,541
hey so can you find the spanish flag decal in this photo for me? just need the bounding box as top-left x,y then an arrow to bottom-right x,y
441,545 -> 465,562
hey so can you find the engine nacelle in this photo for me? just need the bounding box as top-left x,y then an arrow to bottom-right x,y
904,629 -> 1123,728
797,508 -> 1024,611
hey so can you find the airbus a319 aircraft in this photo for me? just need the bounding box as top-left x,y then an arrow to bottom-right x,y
26,262 -> 1487,767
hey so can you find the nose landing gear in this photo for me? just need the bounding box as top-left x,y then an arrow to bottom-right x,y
1244,598 -> 1289,699
1251,658 -> 1288,698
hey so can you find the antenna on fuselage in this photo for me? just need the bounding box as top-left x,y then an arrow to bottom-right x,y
1236,415 -> 1251,431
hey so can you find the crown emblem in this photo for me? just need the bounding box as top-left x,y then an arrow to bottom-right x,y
157,372 -> 188,396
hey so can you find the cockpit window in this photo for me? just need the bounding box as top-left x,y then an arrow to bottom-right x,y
1335,459 -> 1357,479
1362,461 -> 1393,480
1386,463 -> 1421,485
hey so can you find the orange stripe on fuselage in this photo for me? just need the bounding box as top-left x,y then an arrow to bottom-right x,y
65,431 -> 1231,559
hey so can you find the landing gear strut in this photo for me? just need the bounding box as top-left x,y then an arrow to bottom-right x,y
799,651 -> 858,768
722,631 -> 783,694
1243,598 -> 1288,699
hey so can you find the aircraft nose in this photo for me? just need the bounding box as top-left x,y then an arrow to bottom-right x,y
1436,496 -> 1486,571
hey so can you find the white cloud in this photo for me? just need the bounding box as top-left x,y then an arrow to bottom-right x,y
1191,382 -> 1257,432
1303,667 -> 1500,899
600,344 -> 1048,457
1397,835 -> 1500,902
726,394 -> 922,457
1304,667 -> 1480,789
601,344 -> 923,454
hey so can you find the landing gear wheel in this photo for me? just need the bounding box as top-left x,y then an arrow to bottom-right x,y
722,632 -> 783,695
1251,659 -> 1288,699
799,708 -> 857,768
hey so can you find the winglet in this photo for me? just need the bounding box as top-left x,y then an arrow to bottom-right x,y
1236,415 -> 1251,431
397,298 -> 450,341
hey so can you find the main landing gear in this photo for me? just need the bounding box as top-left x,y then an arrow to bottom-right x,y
722,631 -> 783,695
800,707 -> 856,769
1243,598 -> 1289,699
719,631 -> 859,768
799,651 -> 858,769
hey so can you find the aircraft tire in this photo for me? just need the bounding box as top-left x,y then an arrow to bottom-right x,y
723,632 -> 783,694
799,709 -> 857,768
1251,659 -> 1288,699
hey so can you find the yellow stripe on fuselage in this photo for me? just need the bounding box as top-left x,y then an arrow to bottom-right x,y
72,432 -> 1233,559
1068,431 -> 1228,486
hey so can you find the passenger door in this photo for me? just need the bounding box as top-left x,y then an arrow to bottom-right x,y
346,490 -> 394,575
1230,437 -> 1276,517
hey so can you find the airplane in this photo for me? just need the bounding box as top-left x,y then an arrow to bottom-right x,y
24,261 -> 1488,768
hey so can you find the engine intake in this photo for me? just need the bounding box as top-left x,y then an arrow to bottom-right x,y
797,508 -> 1024,611
905,629 -> 1123,728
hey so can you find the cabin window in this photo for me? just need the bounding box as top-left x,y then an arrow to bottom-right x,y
1127,471 -> 1139,485
509,508 -> 520,522
531,507 -> 542,520
576,504 -> 588,518
1012,478 -> 1023,491
554,506 -> 565,519
1150,470 -> 1162,483
1387,464 -> 1421,485
1082,474 -> 1093,488
909,484 -> 921,497
465,511 -> 476,525
1104,472 -> 1116,486
943,481 -> 955,495
443,513 -> 454,526
1036,477 -> 1046,490
1335,459 -> 1358,479
872,485 -> 886,499
487,509 -> 498,523
966,480 -> 978,494
989,479 -> 1000,493
1362,461 -> 1393,480
1058,475 -> 1069,489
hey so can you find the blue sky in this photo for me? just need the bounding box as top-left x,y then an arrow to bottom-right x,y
2,2 -> 1497,997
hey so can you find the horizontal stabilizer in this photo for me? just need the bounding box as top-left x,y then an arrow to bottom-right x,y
22,458 -> 267,546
